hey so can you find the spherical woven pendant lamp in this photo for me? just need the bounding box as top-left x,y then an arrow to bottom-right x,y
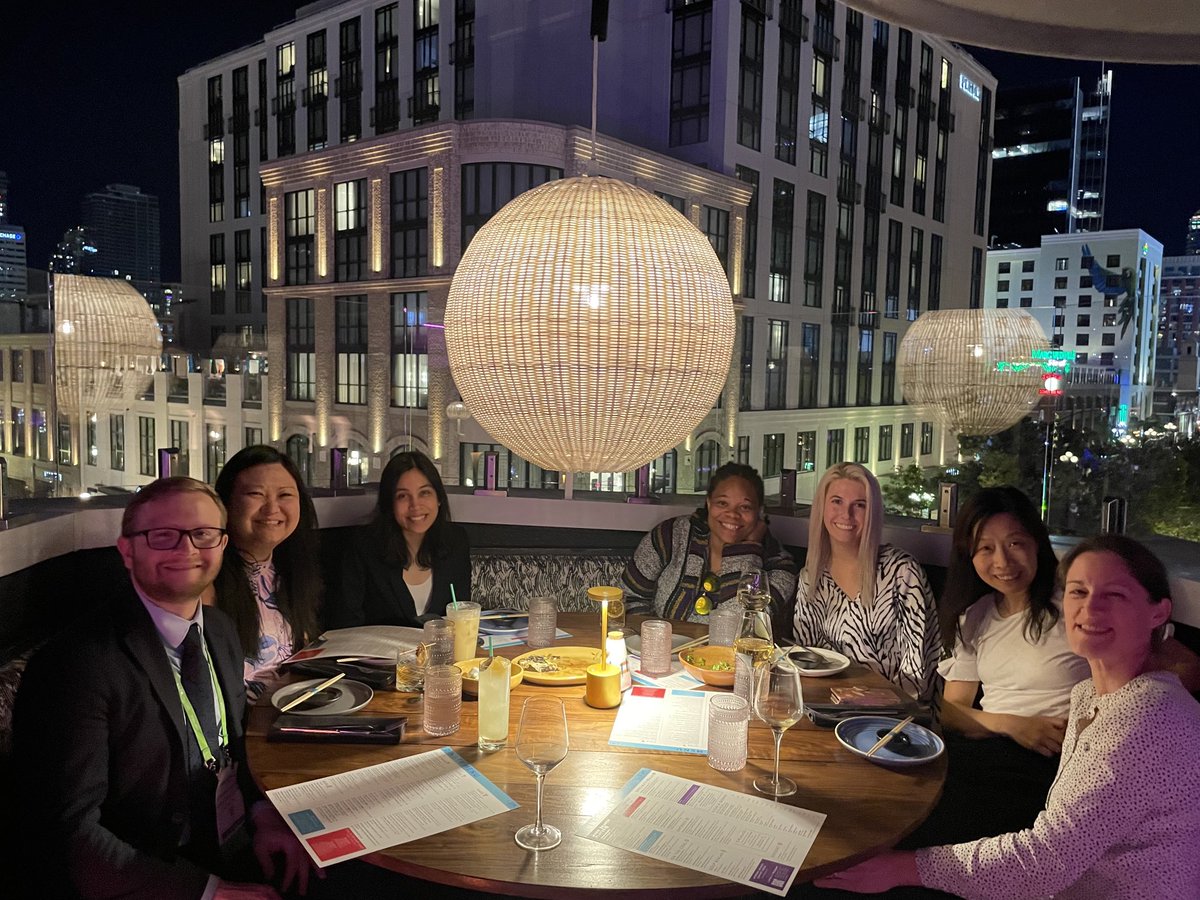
898,308 -> 1051,436
445,174 -> 736,473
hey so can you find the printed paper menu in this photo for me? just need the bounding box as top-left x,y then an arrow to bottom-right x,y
267,747 -> 517,866
608,686 -> 710,754
578,768 -> 825,896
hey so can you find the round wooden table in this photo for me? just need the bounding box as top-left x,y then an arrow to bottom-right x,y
246,614 -> 945,897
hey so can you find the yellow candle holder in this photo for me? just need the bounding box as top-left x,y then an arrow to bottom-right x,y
586,585 -> 625,708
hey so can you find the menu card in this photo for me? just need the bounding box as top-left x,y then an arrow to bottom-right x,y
578,769 -> 825,896
608,686 -> 710,754
267,747 -> 517,866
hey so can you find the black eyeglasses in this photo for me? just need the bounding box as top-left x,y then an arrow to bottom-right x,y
126,527 -> 227,550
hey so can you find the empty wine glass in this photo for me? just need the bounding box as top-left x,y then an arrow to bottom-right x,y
752,653 -> 804,797
514,697 -> 569,851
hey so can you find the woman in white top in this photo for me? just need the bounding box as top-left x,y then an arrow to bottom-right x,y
793,463 -> 940,703
817,534 -> 1200,899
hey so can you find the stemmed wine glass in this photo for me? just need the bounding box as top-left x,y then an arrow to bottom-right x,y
752,653 -> 804,797
514,697 -> 569,851
736,567 -> 767,606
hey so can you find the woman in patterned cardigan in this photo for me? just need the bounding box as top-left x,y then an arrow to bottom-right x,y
817,535 -> 1200,899
792,462 -> 941,702
622,463 -> 797,634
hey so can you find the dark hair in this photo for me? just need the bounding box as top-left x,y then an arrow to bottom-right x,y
1057,534 -> 1172,609
706,462 -> 765,507
213,446 -> 322,658
122,477 -> 225,535
940,486 -> 1060,649
374,450 -> 453,569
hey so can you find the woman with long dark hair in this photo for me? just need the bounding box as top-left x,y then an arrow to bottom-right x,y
209,445 -> 322,702
329,449 -> 471,627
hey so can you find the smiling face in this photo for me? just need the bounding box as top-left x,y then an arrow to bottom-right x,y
226,463 -> 301,560
393,466 -> 440,542
706,476 -> 760,545
1063,550 -> 1171,670
971,512 -> 1039,607
118,490 -> 227,615
822,478 -> 868,550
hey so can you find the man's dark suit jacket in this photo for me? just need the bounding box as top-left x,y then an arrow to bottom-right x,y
12,584 -> 258,900
329,522 -> 472,628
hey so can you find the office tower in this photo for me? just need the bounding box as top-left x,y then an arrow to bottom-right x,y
990,69 -> 1112,248
0,225 -> 26,331
0,170 -> 9,223
80,184 -> 162,306
1154,257 -> 1200,430
180,0 -> 996,494
1186,209 -> 1200,255
49,226 -> 97,275
983,229 -> 1162,431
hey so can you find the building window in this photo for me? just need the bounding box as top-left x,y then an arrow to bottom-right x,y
737,3 -> 765,150
769,179 -> 794,303
739,315 -> 753,410
1020,278 -> 1033,291
881,331 -> 897,404
1076,333 -> 1090,346
1019,297 -> 1033,308
286,298 -> 315,401
411,0 -> 440,124
391,292 -> 429,408
878,423 -> 893,461
1102,313 -> 1117,327
736,166 -> 758,299
373,4 -> 400,133
10,408 -> 24,456
389,167 -> 429,278
804,191 -> 826,308
1077,314 -> 1091,327
703,205 -> 730,276
30,409 -> 48,460
885,220 -> 902,317
970,246 -> 983,309
775,5 -> 802,163
335,295 -> 367,404
1055,257 -> 1069,271
209,234 -> 226,315
1101,332 -> 1115,346
170,419 -> 190,477
1107,254 -> 1120,267
453,0 -> 476,119
829,325 -> 848,407
920,422 -> 934,455
856,328 -> 874,405
826,428 -> 845,468
907,227 -> 923,320
461,162 -> 561,250
234,229 -> 252,313
338,17 -> 363,142
1080,275 -> 1093,288
11,350 -> 23,383
206,425 -> 227,484
1054,276 -> 1068,290
335,178 -> 367,281
997,280 -> 1010,293
110,415 -> 125,471
245,426 -> 263,448
797,430 -> 816,472
1022,260 -> 1035,273
138,416 -> 155,476
928,233 -> 942,310
900,422 -> 914,457
799,322 -> 820,408
275,41 -> 296,156
998,261 -> 1010,274
854,426 -> 870,463
765,319 -> 788,409
284,189 -> 315,285
810,50 -> 831,177
737,435 -> 750,465
762,432 -> 784,478
31,350 -> 47,384
670,0 -> 712,146
307,30 -> 329,149
996,297 -> 1009,308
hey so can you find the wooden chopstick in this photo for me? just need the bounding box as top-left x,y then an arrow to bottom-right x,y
477,613 -> 529,621
866,715 -> 914,757
279,672 -> 346,713
674,634 -> 710,653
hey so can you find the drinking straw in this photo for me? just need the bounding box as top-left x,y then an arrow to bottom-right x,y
451,583 -> 459,609
488,636 -> 494,658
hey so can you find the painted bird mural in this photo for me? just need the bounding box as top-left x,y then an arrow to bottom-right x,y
1081,244 -> 1135,337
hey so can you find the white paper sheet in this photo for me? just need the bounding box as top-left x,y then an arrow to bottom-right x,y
267,747 -> 518,866
484,627 -> 572,650
286,625 -> 425,663
608,686 -> 712,754
578,768 -> 825,896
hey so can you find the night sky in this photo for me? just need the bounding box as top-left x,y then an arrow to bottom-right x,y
3,5 -> 1199,281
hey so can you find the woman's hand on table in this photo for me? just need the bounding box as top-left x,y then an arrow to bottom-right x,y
814,850 -> 921,893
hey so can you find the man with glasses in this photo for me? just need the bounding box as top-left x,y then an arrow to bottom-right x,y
13,477 -> 310,899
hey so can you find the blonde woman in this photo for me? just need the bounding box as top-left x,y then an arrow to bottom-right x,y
792,462 -> 941,701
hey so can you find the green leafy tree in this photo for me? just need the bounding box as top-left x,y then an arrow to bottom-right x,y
881,464 -> 937,518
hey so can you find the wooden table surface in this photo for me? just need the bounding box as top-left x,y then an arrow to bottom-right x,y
246,614 -> 945,898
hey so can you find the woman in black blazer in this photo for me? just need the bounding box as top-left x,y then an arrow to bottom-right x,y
330,450 -> 471,627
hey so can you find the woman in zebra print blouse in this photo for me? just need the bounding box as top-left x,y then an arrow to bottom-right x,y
792,462 -> 941,702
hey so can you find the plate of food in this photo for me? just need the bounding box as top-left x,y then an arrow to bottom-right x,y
478,608 -> 530,636
677,645 -> 736,687
270,678 -> 374,715
511,647 -> 603,685
786,645 -> 851,677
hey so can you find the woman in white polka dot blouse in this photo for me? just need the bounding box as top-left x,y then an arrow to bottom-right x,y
816,534 -> 1200,899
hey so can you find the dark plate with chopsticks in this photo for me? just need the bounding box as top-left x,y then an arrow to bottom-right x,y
834,715 -> 944,768
270,678 -> 374,715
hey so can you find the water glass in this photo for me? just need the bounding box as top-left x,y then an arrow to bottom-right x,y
422,664 -> 462,737
423,619 -> 455,667
708,601 -> 742,647
525,596 -> 558,649
639,620 -> 673,677
707,694 -> 749,771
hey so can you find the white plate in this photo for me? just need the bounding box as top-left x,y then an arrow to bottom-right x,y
626,631 -> 694,657
271,678 -> 374,715
478,608 -> 530,636
786,646 -> 851,677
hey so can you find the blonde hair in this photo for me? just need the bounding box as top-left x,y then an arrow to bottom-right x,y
121,476 -> 227,535
804,462 -> 884,605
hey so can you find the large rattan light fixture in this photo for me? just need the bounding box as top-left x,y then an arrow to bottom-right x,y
898,309 -> 1051,437
444,2 -> 735,474
445,175 -> 735,473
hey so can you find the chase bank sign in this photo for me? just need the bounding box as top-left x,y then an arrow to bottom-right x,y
0,230 -> 24,241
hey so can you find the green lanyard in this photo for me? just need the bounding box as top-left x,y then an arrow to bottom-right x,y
171,635 -> 229,771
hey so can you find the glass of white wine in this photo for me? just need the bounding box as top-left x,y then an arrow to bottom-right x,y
752,653 -> 804,797
514,696 -> 569,851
